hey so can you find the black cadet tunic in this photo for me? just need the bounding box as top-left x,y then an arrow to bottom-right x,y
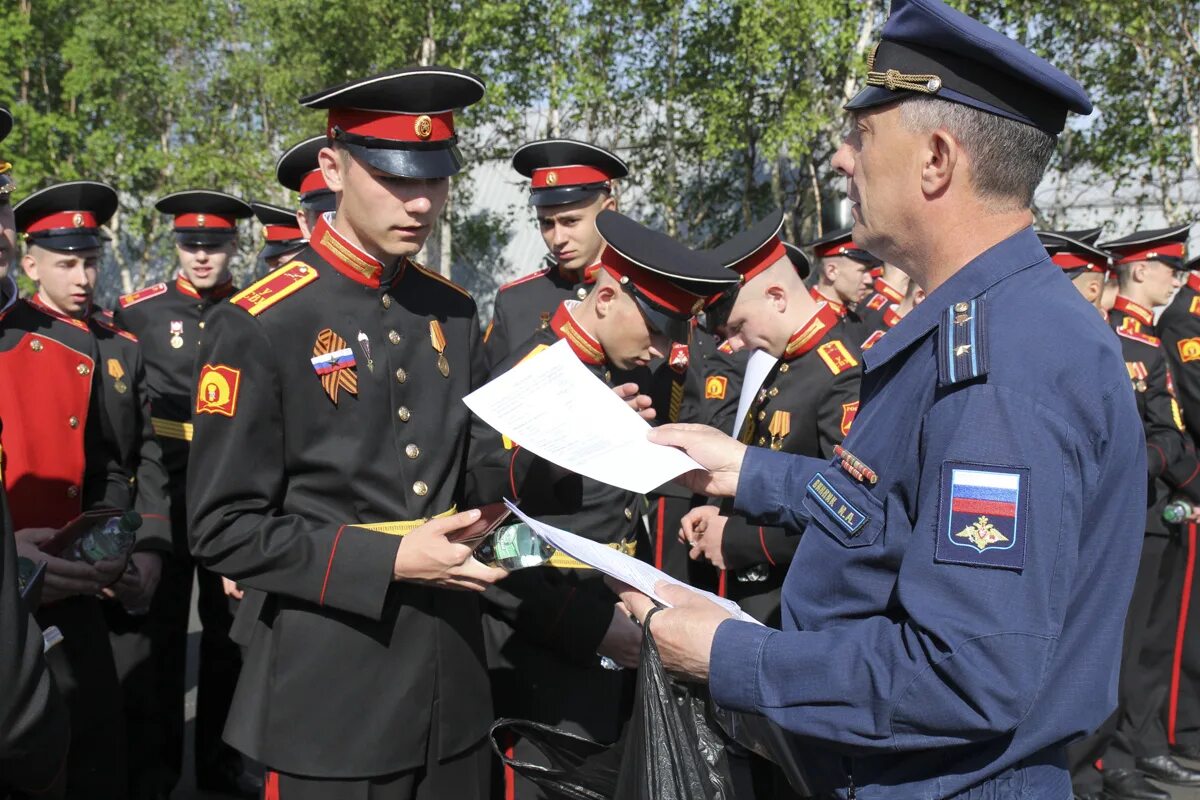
720,303 -> 862,625
186,215 -> 492,778
484,259 -> 591,367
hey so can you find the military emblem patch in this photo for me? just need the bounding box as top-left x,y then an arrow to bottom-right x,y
861,329 -> 885,350
196,364 -> 242,417
1179,338 -> 1200,363
704,375 -> 727,400
840,401 -> 859,436
936,463 -> 1028,571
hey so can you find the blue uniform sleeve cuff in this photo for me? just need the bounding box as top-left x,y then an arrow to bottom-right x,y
733,447 -> 812,521
710,618 -> 774,712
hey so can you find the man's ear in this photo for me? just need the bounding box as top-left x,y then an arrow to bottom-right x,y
20,250 -> 37,283
594,285 -> 616,317
319,146 -> 345,194
765,283 -> 787,313
921,128 -> 958,199
600,194 -> 617,213
822,260 -> 838,283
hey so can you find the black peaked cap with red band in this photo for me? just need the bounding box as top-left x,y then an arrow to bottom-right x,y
299,67 -> 485,180
156,190 -> 252,248
15,181 -> 118,252
1037,228 -> 1110,275
595,210 -> 736,343
277,135 -> 336,213
511,139 -> 628,208
1100,224 -> 1192,270
804,225 -> 881,266
251,200 -> 306,261
710,209 -> 810,283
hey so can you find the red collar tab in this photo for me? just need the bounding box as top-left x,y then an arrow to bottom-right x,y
1188,273 -> 1200,294
1113,295 -> 1154,326
582,262 -> 602,285
176,275 -> 200,298
299,169 -> 329,196
176,274 -> 235,300
784,302 -> 840,361
731,236 -> 787,284
28,293 -> 90,330
810,286 -> 846,317
264,223 -> 304,242
328,108 -> 455,144
174,212 -> 235,230
874,278 -> 904,303
870,265 -> 884,279
599,246 -> 705,316
1051,251 -> 1107,273
25,210 -> 98,234
883,305 -> 902,328
310,214 -> 387,287
550,302 -> 605,365
1114,242 -> 1186,265
813,240 -> 864,259
531,164 -> 613,190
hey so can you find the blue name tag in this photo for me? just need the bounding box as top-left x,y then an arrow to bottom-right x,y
806,472 -> 868,536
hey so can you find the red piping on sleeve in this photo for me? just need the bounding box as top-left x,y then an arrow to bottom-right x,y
319,525 -> 347,606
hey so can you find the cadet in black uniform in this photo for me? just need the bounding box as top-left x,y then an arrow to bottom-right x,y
187,67 -> 506,800
858,260 -> 908,336
275,134 -> 338,238
469,209 -> 737,800
1039,228 -> 1108,312
804,225 -> 879,345
114,190 -> 257,798
251,200 -> 308,275
1080,226 -> 1200,800
484,139 -> 627,366
0,106 -> 70,800
1158,239 -> 1200,765
4,181 -> 171,799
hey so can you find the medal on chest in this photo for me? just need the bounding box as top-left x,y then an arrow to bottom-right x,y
429,320 -> 450,378
107,358 -> 127,394
169,320 -> 184,349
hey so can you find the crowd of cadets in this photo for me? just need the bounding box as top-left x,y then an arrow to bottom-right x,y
1,57 -> 1200,800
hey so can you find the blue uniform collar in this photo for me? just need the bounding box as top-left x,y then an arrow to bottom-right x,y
862,225 -> 1048,373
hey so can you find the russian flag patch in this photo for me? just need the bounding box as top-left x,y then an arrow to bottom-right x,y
936,462 -> 1029,571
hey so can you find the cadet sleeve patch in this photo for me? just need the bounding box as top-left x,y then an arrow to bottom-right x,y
717,339 -> 735,354
669,342 -> 689,373
118,283 -> 166,308
1178,338 -> 1200,363
840,401 -> 859,436
232,262 -> 318,316
936,462 -> 1029,571
704,375 -> 728,400
816,340 -> 859,375
195,364 -> 242,417
861,329 -> 885,351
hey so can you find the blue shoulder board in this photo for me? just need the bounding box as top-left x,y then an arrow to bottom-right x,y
937,298 -> 989,385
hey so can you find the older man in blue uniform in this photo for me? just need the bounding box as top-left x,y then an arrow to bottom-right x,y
617,1 -> 1145,798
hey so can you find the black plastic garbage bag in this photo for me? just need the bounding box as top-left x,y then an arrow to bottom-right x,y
491,607 -> 736,799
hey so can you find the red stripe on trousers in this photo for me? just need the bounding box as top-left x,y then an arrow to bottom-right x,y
1169,523 -> 1197,744
505,735 -> 516,800
265,770 -> 280,800
654,500 -> 665,569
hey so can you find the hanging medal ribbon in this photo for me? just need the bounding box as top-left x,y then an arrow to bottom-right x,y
429,320 -> 450,377
311,328 -> 358,404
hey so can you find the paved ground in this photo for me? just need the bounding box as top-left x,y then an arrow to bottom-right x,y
168,585 -> 1200,800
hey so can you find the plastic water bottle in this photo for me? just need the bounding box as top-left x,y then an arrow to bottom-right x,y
474,522 -> 556,570
72,511 -> 141,564
1163,499 -> 1193,525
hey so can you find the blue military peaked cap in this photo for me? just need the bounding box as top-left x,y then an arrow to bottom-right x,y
846,0 -> 1092,134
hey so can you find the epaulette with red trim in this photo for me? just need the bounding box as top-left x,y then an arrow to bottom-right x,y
411,260 -> 473,300
816,340 -> 860,375
231,261 -> 319,317
865,293 -> 889,311
92,312 -> 138,342
861,329 -> 885,350
118,283 -> 167,308
1117,324 -> 1161,347
497,267 -> 550,293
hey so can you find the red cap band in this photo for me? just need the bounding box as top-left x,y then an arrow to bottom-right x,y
327,108 -> 455,143
299,169 -> 329,196
26,210 -> 98,233
813,240 -> 865,259
730,237 -> 787,283
1114,242 -> 1186,265
531,165 -> 613,190
599,246 -> 704,316
175,212 -> 235,230
264,224 -> 304,242
1052,252 -> 1107,273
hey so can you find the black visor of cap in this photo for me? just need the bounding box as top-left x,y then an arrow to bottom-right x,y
300,189 -> 337,213
260,240 -> 307,261
529,184 -> 608,208
175,229 -> 237,248
623,282 -> 692,344
339,138 -> 464,180
25,231 -> 104,252
700,286 -> 740,335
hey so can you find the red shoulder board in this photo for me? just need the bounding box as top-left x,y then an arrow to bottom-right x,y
498,267 -> 550,293
232,261 -> 319,316
118,283 -> 167,308
412,261 -> 472,299
92,314 -> 138,342
816,340 -> 859,375
1117,318 -> 1161,347
865,293 -> 889,311
861,329 -> 885,350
